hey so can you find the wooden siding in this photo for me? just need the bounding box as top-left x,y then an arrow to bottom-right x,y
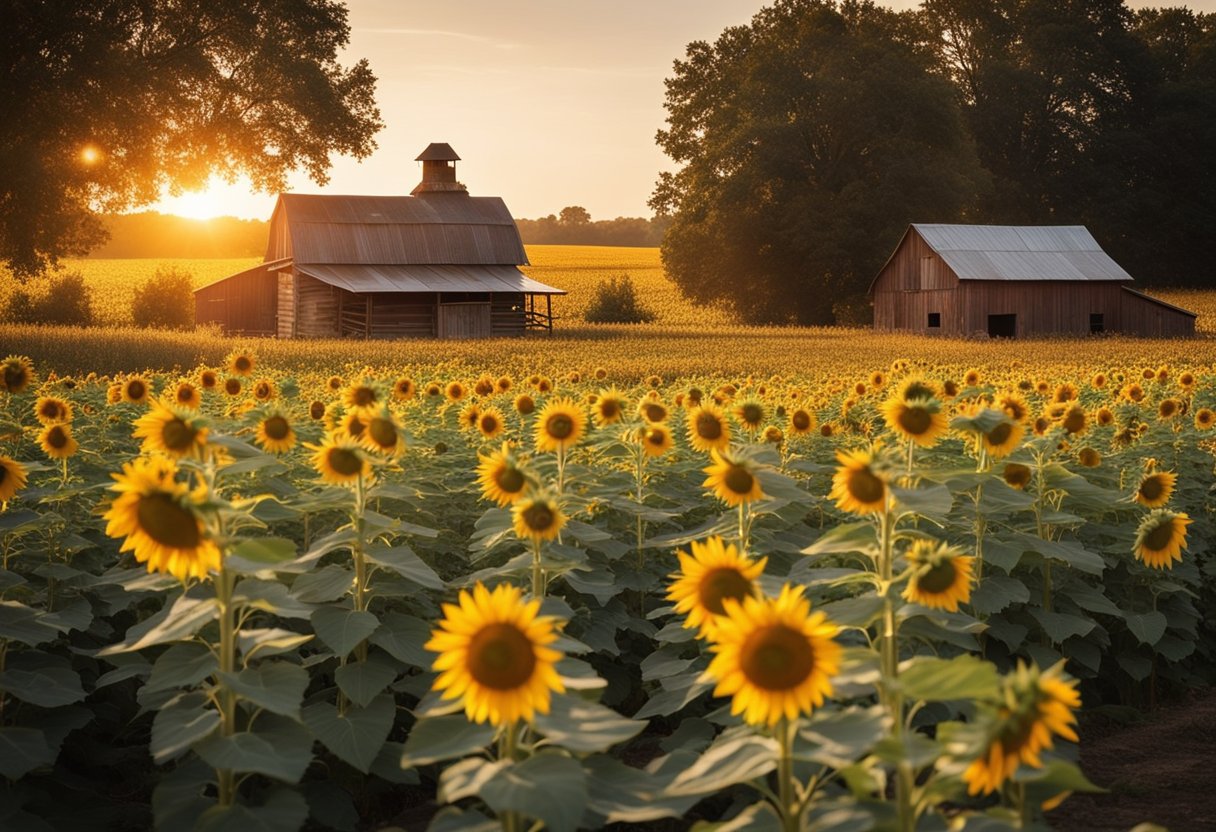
871,229 -> 960,332
294,275 -> 339,339
368,294 -> 437,338
194,267 -> 277,335
276,273 -> 295,338
438,302 -> 492,339
491,294 -> 526,336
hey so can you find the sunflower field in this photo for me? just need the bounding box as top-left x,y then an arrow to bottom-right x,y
0,350 -> 1211,831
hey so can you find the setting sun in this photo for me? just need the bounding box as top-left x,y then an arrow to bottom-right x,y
79,144 -> 101,165
155,178 -> 252,220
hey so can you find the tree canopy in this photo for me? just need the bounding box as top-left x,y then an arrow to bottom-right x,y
653,0 -> 1216,324
0,0 -> 382,277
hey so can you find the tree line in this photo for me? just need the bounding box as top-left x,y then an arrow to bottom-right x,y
652,0 -> 1216,325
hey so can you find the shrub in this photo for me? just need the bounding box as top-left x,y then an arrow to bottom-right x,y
132,265 -> 195,329
6,271 -> 95,326
583,274 -> 656,324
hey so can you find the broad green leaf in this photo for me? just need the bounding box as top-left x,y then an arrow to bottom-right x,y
900,655 -> 1000,702
0,726 -> 56,779
218,662 -> 308,719
98,592 -> 218,655
151,692 -> 220,764
289,564 -> 353,603
196,787 -> 309,832
311,606 -> 379,656
802,522 -> 878,556
226,537 -> 298,573
0,665 -> 85,707
1028,609 -> 1096,644
665,731 -> 778,796
481,751 -> 589,832
302,692 -> 395,773
237,628 -> 314,661
335,659 -> 398,708
194,714 -> 313,783
234,579 -> 314,620
146,643 -> 218,693
969,576 -> 1030,615
398,715 -> 493,768
428,807 -> 499,832
1125,611 -> 1167,646
891,483 -> 954,522
439,757 -> 508,803
584,754 -> 701,824
1016,757 -> 1106,793
533,693 -> 646,752
800,706 -> 886,766
365,544 -> 443,589
152,759 -> 215,832
368,612 -> 434,668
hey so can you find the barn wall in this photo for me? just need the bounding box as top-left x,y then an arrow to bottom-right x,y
295,275 -> 339,338
491,293 -> 526,336
194,269 -> 277,335
871,230 -> 961,333
369,293 -> 437,338
265,206 -> 293,262
276,273 -> 295,338
959,281 -> 1125,336
1116,290 -> 1197,337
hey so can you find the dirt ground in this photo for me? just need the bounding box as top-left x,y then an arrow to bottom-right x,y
1048,687 -> 1216,832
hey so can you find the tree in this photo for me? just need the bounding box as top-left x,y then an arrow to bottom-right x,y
651,0 -> 985,325
0,0 -> 382,277
132,265 -> 196,330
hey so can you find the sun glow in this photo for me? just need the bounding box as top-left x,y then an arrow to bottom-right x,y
153,176 -> 266,221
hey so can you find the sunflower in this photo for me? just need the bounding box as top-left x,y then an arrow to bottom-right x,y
445,381 -> 467,402
344,380 -> 384,413
39,422 -> 78,459
0,456 -> 29,502
362,408 -> 405,457
387,376 -> 414,401
223,378 -> 242,397
255,410 -> 297,454
252,379 -> 276,401
512,492 -> 566,542
106,383 -> 123,404
459,402 -> 483,432
640,423 -> 674,457
341,410 -> 368,440
703,584 -> 840,727
981,417 -> 1024,459
997,394 -> 1031,424
426,582 -> 564,726
514,394 -> 535,415
474,375 -> 496,397
1195,408 -> 1214,430
327,375 -> 344,392
638,399 -> 669,425
667,536 -> 767,639
592,389 -> 627,427
1134,471 -> 1176,508
1060,405 -> 1087,435
703,449 -> 765,507
788,406 -> 817,436
879,396 -> 947,448
897,377 -> 938,403
226,351 -> 255,377
311,434 -> 372,485
902,540 -> 974,612
733,399 -> 766,433
1123,383 -> 1145,403
476,407 -> 506,440
1,356 -> 35,394
1133,510 -> 1190,569
133,401 -> 210,459
1091,372 -> 1108,389
1077,447 -> 1102,468
1178,371 -> 1196,390
1053,383 -> 1078,403
687,404 -> 731,453
534,398 -> 586,453
536,377 -> 553,394
122,376 -> 152,404
199,369 -> 218,390
763,426 -> 784,445
963,369 -> 981,387
103,456 -> 220,582
477,443 -> 533,507
173,382 -> 202,410
1158,398 -> 1181,420
963,662 -> 1080,796
1095,407 -> 1114,427
34,396 -> 72,425
829,448 -> 888,515
308,400 -> 326,420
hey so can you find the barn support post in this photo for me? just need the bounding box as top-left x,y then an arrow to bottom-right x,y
546,294 -> 552,333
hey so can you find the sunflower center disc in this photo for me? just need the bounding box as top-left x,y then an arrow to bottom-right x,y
904,384 -> 933,401
234,357 -> 251,373
127,381 -> 146,400
647,429 -> 666,447
468,623 -> 536,690
327,448 -> 364,477
1063,411 -> 1085,433
4,367 -> 25,390
741,404 -> 763,425
347,417 -> 366,438
847,468 -> 885,505
0,466 -> 7,486
162,419 -> 197,451
136,492 -> 202,548
369,418 -> 397,448
310,402 -> 326,419
696,413 -> 722,441
522,503 -> 555,532
264,416 -> 290,441
601,401 -> 619,419
47,426 -> 69,449
353,388 -> 374,407
496,466 -> 526,494
546,414 -> 574,440
644,404 -> 665,422
986,422 -> 1012,446
226,381 -> 241,395
699,568 -> 753,615
1140,478 -> 1164,501
41,403 -> 61,420
793,412 -> 811,431
1142,520 -> 1176,552
724,466 -> 755,496
917,560 -> 958,594
898,406 -> 932,436
481,416 -> 499,434
741,624 -> 815,690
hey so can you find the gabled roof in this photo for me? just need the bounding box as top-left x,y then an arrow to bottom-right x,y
267,193 -> 528,266
912,224 -> 1134,282
415,142 -> 460,162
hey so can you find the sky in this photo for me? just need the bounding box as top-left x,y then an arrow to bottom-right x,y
151,0 -> 1214,222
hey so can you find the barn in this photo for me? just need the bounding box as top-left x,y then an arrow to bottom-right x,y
870,224 -> 1196,338
194,143 -> 565,339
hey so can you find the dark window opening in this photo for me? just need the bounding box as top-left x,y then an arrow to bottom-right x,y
927,312 -> 941,328
988,314 -> 1016,338
1090,313 -> 1104,334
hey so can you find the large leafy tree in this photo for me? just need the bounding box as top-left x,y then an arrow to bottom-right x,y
0,0 -> 382,277
651,0 -> 984,325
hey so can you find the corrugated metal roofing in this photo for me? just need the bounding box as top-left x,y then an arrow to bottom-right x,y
913,224 -> 1133,282
296,263 -> 566,295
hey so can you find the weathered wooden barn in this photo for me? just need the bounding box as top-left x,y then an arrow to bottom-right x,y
870,224 -> 1195,338
194,143 -> 565,339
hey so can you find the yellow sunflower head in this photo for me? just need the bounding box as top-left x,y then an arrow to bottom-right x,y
1077,447 -> 1102,468
476,406 -> 506,440
1158,398 -> 1180,420
343,380 -> 385,413
327,375 -> 344,392
392,376 -> 416,401
497,376 -> 513,393
255,409 -> 297,455
514,393 -> 536,415
132,400 -> 210,460
361,407 -> 405,457
0,456 -> 29,502
536,377 -> 553,394
704,584 -> 841,726
477,442 -> 534,507
459,402 -> 483,432
252,379 -> 276,401
426,582 -> 565,726
640,423 -> 674,458
593,389 -> 627,427
1133,510 -> 1190,569
998,394 -> 1031,424
829,447 -> 889,515
981,416 -> 1025,459
534,397 -> 586,453
901,539 -> 974,612
667,536 -> 767,639
311,434 -> 372,485
1,355 -> 35,394
474,375 -> 496,398
309,400 -> 327,421
445,380 -> 467,402
1134,471 -> 1176,508
34,395 -> 72,425
223,377 -> 242,397
199,369 -> 218,390
788,406 -> 817,436
39,422 -> 78,460
703,449 -> 765,508
1195,408 -> 1215,430
173,382 -> 202,410
687,404 -> 731,453
226,351 -> 255,377
1178,371 -> 1196,390
1060,405 -> 1087,435
880,396 -> 947,448
963,661 -> 1080,796
638,398 -> 669,425
897,377 -> 938,403
511,491 -> 566,543
733,399 -> 766,433
103,456 -> 220,582
123,375 -> 152,404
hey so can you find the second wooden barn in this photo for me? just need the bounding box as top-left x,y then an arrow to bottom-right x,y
870,224 -> 1195,337
195,143 -> 565,339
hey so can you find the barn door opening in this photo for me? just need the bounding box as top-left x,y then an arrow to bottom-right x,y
987,314 -> 1016,338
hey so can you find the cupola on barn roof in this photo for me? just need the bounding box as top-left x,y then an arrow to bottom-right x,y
415,142 -> 461,161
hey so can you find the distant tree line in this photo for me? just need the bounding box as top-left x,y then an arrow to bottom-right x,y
652,0 -> 1216,325
514,206 -> 671,247
90,213 -> 268,259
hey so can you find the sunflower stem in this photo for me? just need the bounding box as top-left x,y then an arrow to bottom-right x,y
877,503 -> 913,832
352,473 -> 369,663
216,562 -> 237,808
531,538 -> 545,600
499,721 -> 521,832
776,716 -> 799,832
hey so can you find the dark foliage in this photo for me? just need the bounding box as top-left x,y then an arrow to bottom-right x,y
6,271 -> 95,326
131,266 -> 195,330
516,208 -> 671,247
583,275 -> 657,324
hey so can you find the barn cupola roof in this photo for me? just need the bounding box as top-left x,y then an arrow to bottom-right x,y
412,142 -> 467,196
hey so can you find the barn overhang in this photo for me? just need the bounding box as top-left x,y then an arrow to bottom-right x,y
293,263 -> 565,295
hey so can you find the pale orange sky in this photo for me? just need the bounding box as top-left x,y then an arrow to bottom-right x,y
152,0 -> 1214,222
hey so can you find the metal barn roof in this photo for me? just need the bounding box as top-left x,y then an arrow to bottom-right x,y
296,263 -> 565,295
415,143 -> 461,161
912,224 -> 1134,282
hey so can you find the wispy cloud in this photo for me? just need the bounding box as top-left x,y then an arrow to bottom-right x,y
354,27 -> 522,49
